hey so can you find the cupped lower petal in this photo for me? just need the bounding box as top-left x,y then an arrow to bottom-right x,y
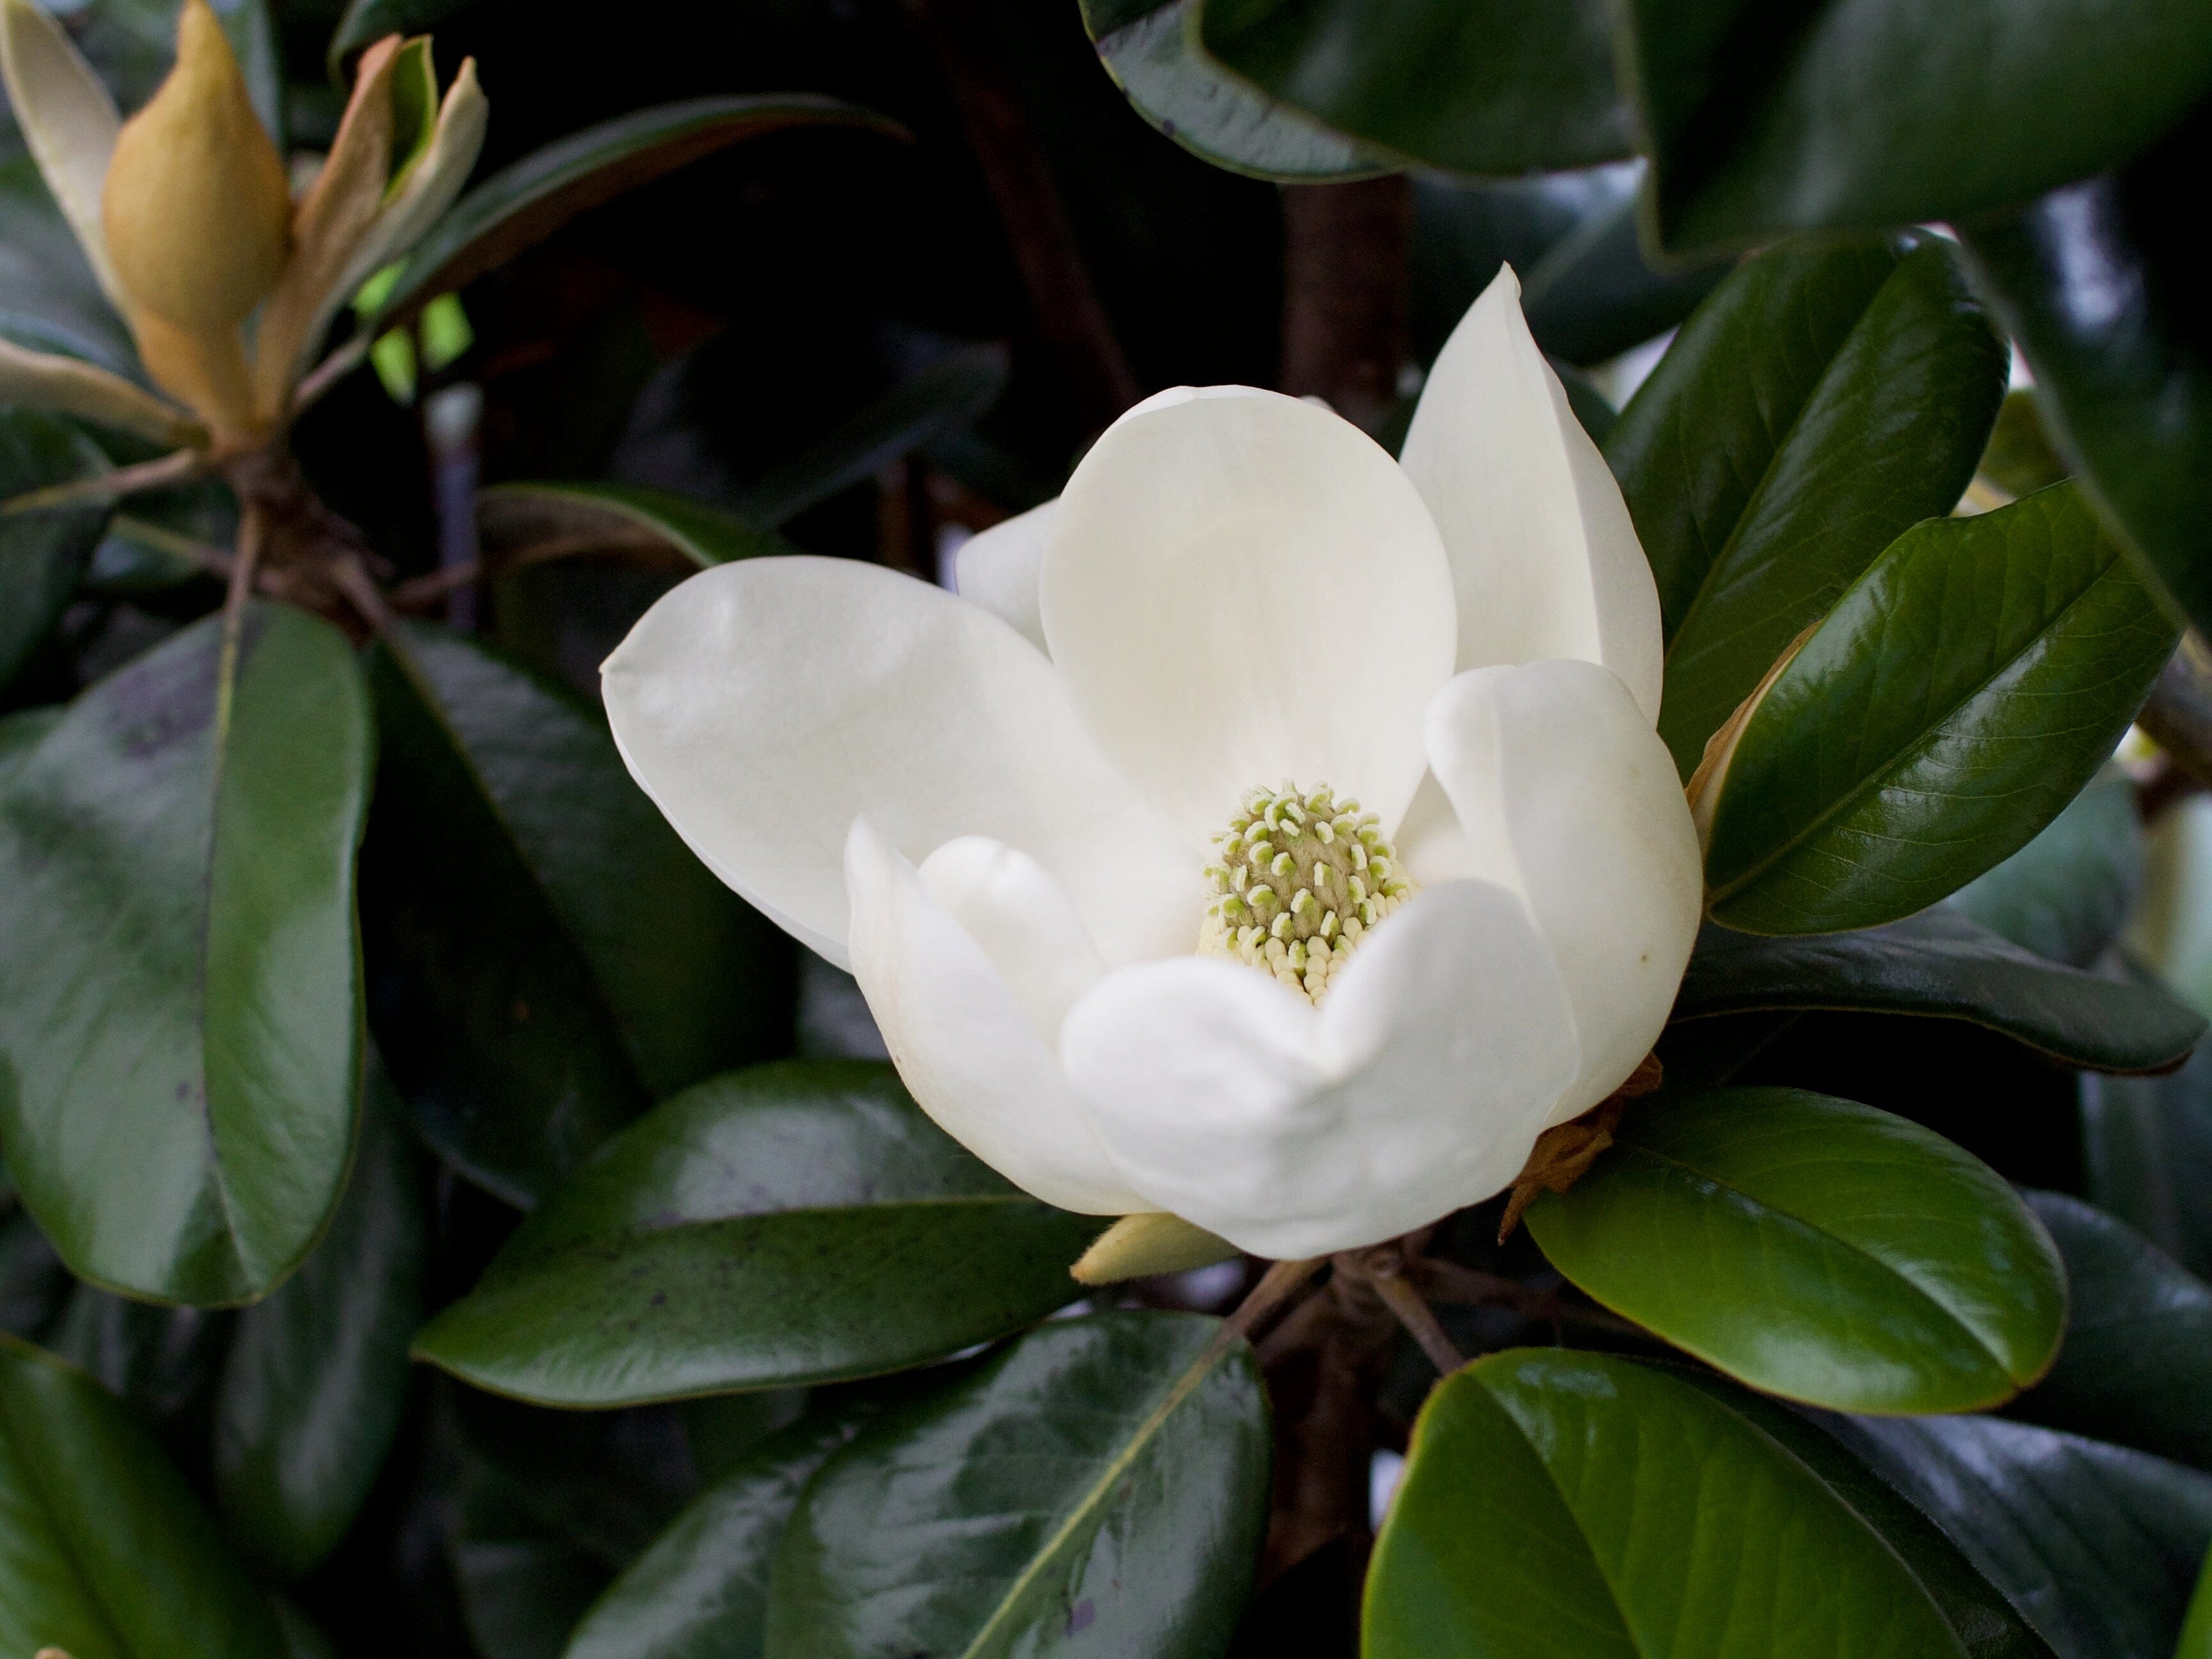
953,499 -> 1055,654
1399,266 -> 1663,723
1039,387 -> 1457,844
602,556 -> 1198,969
847,819 -> 1150,1216
1062,880 -> 1580,1258
1424,658 -> 1702,1126
0,0 -> 127,313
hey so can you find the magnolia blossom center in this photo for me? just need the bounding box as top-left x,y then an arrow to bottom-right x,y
1197,782 -> 1415,1004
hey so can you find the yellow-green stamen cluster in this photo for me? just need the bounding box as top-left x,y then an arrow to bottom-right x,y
1198,782 -> 1415,1004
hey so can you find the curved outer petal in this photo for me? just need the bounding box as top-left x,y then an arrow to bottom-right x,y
847,819 -> 1150,1215
249,33 -> 407,418
0,0 -> 128,314
268,56 -> 487,408
601,555 -> 1199,970
1039,387 -> 1457,844
1399,266 -> 1665,723
1424,658 -> 1702,1126
1062,881 -> 1580,1258
952,498 -> 1055,654
0,335 -> 200,444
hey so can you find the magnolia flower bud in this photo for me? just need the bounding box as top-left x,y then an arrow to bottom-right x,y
100,0 -> 290,332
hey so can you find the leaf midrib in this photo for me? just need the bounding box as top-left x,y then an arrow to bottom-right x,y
1660,257 -> 1900,668
956,1336 -> 1229,1658
385,627 -> 650,1102
1706,546 -> 2123,908
1610,1137 -> 2019,1382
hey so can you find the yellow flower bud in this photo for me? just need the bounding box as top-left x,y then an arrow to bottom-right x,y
100,0 -> 291,332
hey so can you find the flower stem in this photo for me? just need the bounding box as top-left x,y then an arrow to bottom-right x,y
1364,1262 -> 1465,1375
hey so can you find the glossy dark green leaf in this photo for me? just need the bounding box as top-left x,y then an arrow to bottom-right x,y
0,1334 -> 288,1659
413,1061 -> 1102,1406
1409,166 -> 1631,361
2005,1190 -> 2212,1473
214,1065 -> 426,1579
1,408 -> 111,689
765,1311 -> 1267,1658
1366,1349 -> 1971,1658
1605,234 -> 2008,775
1960,109 -> 2212,641
1195,0 -> 1631,175
1950,769 -> 2141,970
1616,0 -> 2212,253
477,481 -> 800,573
1829,1413 -> 2212,1659
2083,1042 -> 2212,1283
0,603 -> 369,1303
567,1407 -> 867,1659
1517,182 -> 1729,369
378,97 -> 905,330
361,621 -> 788,1205
1675,910 -> 2205,1074
1660,1370 -> 2056,1659
1527,1087 -> 2065,1412
727,342 -> 1008,528
1703,484 -> 2176,933
1079,0 -> 1382,180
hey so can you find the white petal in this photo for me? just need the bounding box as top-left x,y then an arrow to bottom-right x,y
1062,881 -> 1579,1257
1399,266 -> 1664,723
847,819 -> 1150,1215
915,835 -> 1104,1042
1424,659 -> 1702,1125
601,556 -> 1199,970
1039,387 -> 1457,844
0,0 -> 127,315
0,335 -> 198,444
952,499 -> 1055,654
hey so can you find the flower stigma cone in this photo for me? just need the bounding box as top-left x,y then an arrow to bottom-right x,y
600,266 -> 1703,1260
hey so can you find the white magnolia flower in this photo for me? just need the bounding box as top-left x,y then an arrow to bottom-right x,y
602,268 -> 1702,1260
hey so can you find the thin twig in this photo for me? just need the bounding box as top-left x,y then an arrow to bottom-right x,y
291,335 -> 371,421
3,448 -> 208,515
109,513 -> 234,579
1205,1256 -> 1325,1365
330,552 -> 400,638
385,530 -> 673,610
1365,1263 -> 1466,1375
